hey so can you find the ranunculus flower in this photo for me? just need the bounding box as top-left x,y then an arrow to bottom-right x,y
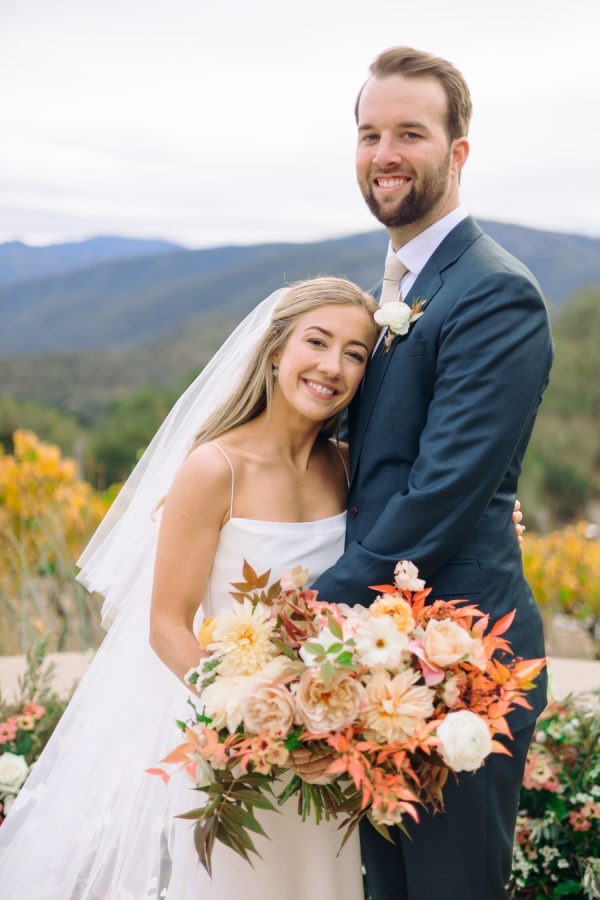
393,560 -> 426,592
437,710 -> 492,772
423,618 -> 474,668
354,615 -> 409,671
0,751 -> 29,792
296,669 -> 364,732
363,668 -> 435,743
280,565 -> 310,591
370,593 -> 416,634
240,684 -> 297,735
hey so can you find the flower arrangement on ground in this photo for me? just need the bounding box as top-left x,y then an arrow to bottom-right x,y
509,690 -> 600,899
151,560 -> 544,875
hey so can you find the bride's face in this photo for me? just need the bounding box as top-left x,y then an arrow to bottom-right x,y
272,303 -> 375,422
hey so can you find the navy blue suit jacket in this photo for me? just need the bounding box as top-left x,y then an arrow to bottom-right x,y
313,216 -> 553,726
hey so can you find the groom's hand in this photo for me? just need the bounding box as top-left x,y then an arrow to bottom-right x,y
289,747 -> 336,785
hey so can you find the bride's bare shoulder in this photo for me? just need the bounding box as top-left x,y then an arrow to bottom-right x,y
165,442 -> 233,519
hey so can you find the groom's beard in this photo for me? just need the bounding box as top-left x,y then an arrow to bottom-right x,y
360,149 -> 452,229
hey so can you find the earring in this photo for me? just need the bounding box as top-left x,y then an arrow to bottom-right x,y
272,366 -> 279,378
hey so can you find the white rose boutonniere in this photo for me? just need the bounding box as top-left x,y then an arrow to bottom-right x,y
374,299 -> 426,353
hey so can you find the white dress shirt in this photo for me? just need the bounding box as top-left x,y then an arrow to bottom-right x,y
384,205 -> 469,302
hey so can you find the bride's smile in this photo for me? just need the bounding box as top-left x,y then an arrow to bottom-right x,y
271,304 -> 374,424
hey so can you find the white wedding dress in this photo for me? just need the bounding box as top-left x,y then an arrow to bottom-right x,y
0,510 -> 363,900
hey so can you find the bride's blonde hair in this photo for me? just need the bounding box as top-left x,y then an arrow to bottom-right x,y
190,276 -> 378,449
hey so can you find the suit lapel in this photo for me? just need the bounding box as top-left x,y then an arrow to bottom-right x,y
349,217 -> 483,483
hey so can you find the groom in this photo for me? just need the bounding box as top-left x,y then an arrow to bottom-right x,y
313,47 -> 553,899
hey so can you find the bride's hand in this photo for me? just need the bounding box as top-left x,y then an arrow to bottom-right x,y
289,747 -> 336,785
512,499 -> 525,544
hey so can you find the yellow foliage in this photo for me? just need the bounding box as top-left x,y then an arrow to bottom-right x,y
0,429 -> 112,590
523,522 -> 600,620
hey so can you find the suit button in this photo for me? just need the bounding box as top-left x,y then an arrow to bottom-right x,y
348,505 -> 358,519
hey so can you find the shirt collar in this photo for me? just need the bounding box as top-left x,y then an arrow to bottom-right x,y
387,205 -> 468,277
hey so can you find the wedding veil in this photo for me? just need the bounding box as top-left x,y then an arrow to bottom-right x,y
78,287 -> 288,626
0,287 -> 287,899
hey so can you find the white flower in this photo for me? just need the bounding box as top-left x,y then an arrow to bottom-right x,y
437,710 -> 492,772
393,560 -> 426,592
354,615 -> 409,671
422,618 -> 474,668
442,674 -> 462,708
201,675 -> 253,732
0,752 -> 29,792
363,667 -> 435,742
209,599 -> 277,676
240,684 -> 297,735
295,669 -> 364,732
374,301 -> 417,335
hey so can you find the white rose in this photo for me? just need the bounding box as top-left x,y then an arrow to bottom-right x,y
437,711 -> 492,772
423,618 -> 474,668
0,752 -> 29,792
374,301 -> 412,334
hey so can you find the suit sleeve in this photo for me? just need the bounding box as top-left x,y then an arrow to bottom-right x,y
313,271 -> 553,604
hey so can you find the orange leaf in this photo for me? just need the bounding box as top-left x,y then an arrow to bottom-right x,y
490,609 -> 516,636
145,767 -> 171,784
369,584 -> 397,594
490,740 -> 513,757
242,559 -> 259,583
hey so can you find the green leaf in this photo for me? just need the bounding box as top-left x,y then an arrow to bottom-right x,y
326,642 -> 343,655
270,636 -> 297,660
230,789 -> 278,811
320,659 -> 335,688
303,641 -> 324,656
335,651 -> 355,667
327,612 -> 343,640
553,882 -> 585,897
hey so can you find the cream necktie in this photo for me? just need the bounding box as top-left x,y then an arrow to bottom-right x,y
380,255 -> 408,306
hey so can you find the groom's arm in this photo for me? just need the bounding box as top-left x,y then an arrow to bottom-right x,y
313,270 -> 553,605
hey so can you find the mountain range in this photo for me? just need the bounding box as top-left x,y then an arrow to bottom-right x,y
0,222 -> 599,357
0,222 -> 598,422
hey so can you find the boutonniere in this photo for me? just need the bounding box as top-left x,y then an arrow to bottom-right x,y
374,298 -> 427,354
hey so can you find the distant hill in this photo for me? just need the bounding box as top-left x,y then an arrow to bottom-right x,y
0,222 -> 599,356
0,236 -> 181,288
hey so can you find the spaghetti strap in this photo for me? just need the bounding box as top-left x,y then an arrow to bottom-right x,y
209,442 -> 235,520
330,441 -> 350,487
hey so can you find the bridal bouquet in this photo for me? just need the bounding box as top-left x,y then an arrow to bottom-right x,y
150,560 -> 544,874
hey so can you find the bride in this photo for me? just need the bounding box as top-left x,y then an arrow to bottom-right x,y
0,277 -> 379,899
0,276 -> 524,898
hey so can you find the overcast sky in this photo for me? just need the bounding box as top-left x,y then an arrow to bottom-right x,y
1,0 -> 598,248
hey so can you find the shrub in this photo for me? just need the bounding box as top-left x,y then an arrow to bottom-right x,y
509,691 -> 600,898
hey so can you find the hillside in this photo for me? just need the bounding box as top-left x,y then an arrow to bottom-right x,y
0,236 -> 180,288
0,222 -> 599,356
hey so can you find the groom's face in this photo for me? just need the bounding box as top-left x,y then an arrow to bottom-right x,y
355,74 -> 467,242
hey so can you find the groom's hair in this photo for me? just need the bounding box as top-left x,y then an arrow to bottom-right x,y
355,46 -> 472,142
